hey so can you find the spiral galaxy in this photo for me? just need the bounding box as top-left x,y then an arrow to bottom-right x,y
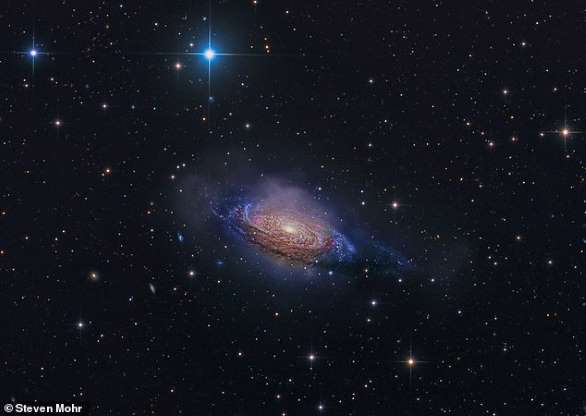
226,202 -> 354,264
202,181 -> 412,277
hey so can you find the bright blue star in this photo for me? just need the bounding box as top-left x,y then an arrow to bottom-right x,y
29,49 -> 38,57
204,48 -> 216,60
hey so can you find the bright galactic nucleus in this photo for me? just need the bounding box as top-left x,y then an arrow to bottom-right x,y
225,201 -> 355,265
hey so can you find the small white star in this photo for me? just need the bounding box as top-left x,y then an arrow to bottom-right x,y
29,49 -> 38,57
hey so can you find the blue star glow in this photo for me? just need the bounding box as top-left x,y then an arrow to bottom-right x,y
204,48 -> 216,60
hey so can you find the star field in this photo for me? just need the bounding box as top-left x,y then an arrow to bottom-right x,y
1,0 -> 585,415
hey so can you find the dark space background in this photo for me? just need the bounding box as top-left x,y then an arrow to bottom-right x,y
1,0 -> 585,414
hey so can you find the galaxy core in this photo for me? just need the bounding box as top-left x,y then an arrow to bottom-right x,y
234,203 -> 335,264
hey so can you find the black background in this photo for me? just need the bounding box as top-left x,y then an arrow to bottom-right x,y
2,0 -> 585,414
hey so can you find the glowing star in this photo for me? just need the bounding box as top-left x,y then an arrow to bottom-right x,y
29,49 -> 38,57
407,357 -> 415,367
542,124 -> 583,151
204,48 -> 216,60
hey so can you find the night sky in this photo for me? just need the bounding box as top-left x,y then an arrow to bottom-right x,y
2,0 -> 585,415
